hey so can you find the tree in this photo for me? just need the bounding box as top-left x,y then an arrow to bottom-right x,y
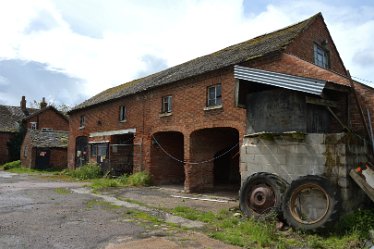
6,124 -> 26,161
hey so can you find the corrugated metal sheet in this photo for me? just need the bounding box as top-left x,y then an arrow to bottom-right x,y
234,65 -> 326,95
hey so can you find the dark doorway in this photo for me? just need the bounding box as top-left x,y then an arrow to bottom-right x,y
75,136 -> 88,167
190,127 -> 240,192
36,148 -> 50,170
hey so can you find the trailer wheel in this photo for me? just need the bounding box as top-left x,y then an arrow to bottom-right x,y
239,172 -> 288,218
282,175 -> 340,232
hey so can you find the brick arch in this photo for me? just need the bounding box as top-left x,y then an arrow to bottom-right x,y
185,126 -> 241,192
149,131 -> 185,186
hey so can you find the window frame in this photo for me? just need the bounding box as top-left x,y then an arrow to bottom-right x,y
314,43 -> 329,69
30,122 -> 37,130
161,95 -> 172,113
119,105 -> 127,122
206,84 -> 222,107
79,115 -> 86,128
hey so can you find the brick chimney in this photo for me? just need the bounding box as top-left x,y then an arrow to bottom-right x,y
40,97 -> 47,109
20,96 -> 26,112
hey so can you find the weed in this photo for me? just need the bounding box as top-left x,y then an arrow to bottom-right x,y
54,188 -> 71,195
90,172 -> 151,190
2,160 -> 22,170
86,199 -> 121,210
64,164 -> 102,180
124,210 -> 161,224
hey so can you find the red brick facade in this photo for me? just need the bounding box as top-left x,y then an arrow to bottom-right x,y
21,107 -> 69,169
0,132 -> 13,164
67,14 -> 374,192
24,107 -> 69,131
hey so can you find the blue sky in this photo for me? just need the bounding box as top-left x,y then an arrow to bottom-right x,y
0,0 -> 373,107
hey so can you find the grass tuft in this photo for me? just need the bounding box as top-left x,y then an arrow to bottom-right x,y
90,172 -> 151,190
2,160 -> 22,170
63,163 -> 102,180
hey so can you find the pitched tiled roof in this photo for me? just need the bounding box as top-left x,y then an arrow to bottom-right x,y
23,106 -> 69,121
0,105 -> 38,132
70,13 -> 322,112
28,130 -> 68,148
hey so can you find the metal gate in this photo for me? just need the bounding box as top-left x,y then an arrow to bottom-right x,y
100,144 -> 140,176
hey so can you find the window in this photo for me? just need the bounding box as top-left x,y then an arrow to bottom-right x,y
161,96 -> 172,113
80,115 -> 85,128
314,44 -> 329,68
207,84 -> 222,107
90,144 -> 97,157
30,122 -> 37,130
119,105 -> 126,122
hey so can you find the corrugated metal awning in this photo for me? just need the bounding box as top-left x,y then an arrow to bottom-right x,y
234,65 -> 326,95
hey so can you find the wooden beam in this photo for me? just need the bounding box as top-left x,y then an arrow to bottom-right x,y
350,169 -> 374,203
306,96 -> 339,108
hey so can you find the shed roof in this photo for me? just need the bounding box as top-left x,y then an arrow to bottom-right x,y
28,130 -> 68,148
70,13 -> 322,113
0,105 -> 38,133
23,106 -> 69,122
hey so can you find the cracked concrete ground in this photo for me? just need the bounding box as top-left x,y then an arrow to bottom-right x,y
0,171 -> 241,249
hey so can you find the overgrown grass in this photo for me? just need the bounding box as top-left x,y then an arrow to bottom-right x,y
54,188 -> 71,195
169,206 -> 374,249
90,172 -> 151,190
63,163 -> 102,180
86,199 -> 121,210
2,160 -> 22,170
1,160 -> 62,174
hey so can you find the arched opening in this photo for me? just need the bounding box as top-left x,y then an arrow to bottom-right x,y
75,136 -> 88,167
189,127 -> 240,192
150,131 -> 184,185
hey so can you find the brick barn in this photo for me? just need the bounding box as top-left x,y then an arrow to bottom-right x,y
0,96 -> 37,164
67,13 -> 374,193
20,101 -> 69,169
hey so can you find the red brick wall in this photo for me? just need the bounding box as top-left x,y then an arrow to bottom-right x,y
150,132 -> 184,185
20,131 -> 33,167
350,82 -> 374,135
68,67 -> 247,192
286,15 -> 347,76
49,148 -> 67,169
0,132 -> 13,164
26,109 -> 68,131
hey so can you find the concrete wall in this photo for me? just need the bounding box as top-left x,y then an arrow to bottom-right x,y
240,133 -> 367,210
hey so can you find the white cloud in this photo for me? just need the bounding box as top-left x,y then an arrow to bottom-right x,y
0,0 -> 373,107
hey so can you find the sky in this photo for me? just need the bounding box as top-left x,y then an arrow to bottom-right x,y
0,0 -> 373,108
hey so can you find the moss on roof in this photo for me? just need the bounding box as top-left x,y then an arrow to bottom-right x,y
71,13 -> 321,113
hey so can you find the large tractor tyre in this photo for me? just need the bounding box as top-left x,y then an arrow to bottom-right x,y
239,172 -> 289,219
282,175 -> 340,232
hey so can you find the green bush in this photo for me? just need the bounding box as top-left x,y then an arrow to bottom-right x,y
335,209 -> 374,238
124,172 -> 151,186
65,163 -> 102,180
2,160 -> 22,170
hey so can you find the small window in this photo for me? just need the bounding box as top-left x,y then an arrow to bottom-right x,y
30,122 -> 37,130
207,84 -> 222,107
90,144 -> 97,157
161,96 -> 172,113
314,44 -> 329,68
119,105 -> 126,122
80,115 -> 85,128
